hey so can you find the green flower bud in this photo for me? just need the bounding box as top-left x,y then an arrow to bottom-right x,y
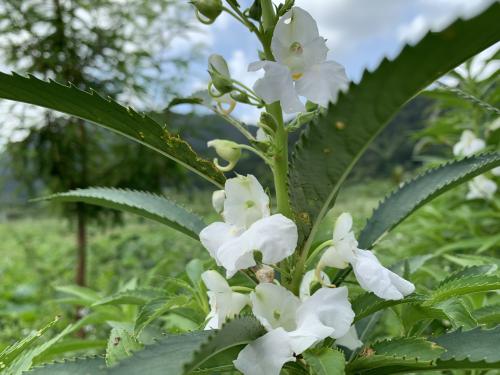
230,91 -> 251,104
191,0 -> 223,23
208,54 -> 233,95
207,139 -> 242,172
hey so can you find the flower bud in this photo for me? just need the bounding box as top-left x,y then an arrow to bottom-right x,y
212,189 -> 226,214
208,54 -> 233,95
207,139 -> 242,172
230,91 -> 251,104
191,0 -> 223,23
255,265 -> 275,283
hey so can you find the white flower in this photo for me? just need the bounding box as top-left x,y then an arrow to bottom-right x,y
453,130 -> 485,157
200,175 -> 298,277
235,283 -> 354,375
202,270 -> 249,330
336,325 -> 363,350
319,212 -> 358,269
248,7 -> 348,113
466,175 -> 497,200
319,213 -> 415,300
492,166 -> 500,176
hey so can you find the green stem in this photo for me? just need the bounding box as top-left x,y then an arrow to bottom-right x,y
268,102 -> 292,218
305,239 -> 333,269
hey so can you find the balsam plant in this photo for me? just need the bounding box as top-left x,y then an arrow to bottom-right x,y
0,1 -> 499,374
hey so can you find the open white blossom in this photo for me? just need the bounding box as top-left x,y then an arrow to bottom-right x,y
202,270 -> 249,330
492,167 -> 500,176
466,175 -> 497,200
319,213 -> 415,300
299,269 -> 330,300
234,283 -> 354,375
249,7 -> 348,113
200,175 -> 298,277
453,130 -> 485,157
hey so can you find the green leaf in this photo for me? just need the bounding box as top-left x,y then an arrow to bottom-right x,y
39,188 -> 206,239
359,153 -> 500,248
110,317 -> 265,375
438,265 -> 497,286
0,72 -> 225,187
134,296 -> 189,336
289,4 -> 500,242
426,275 -> 500,304
33,340 -> 107,365
371,337 -> 445,361
0,317 -> 59,367
92,288 -> 167,307
106,328 -> 144,366
431,326 -> 500,369
352,293 -> 426,322
27,356 -> 107,374
304,348 -> 345,375
54,285 -> 101,305
473,304 -> 500,325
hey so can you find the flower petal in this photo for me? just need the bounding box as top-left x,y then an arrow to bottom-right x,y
335,325 -> 363,350
466,175 -> 497,200
299,269 -> 330,300
217,214 -> 297,277
250,60 -> 305,113
352,249 -> 415,300
223,174 -> 270,229
295,61 -> 349,107
211,190 -> 226,214
272,7 -> 321,57
251,283 -> 300,331
453,130 -> 485,156
202,270 -> 249,329
233,328 -> 296,375
291,287 -> 354,354
319,213 -> 357,269
199,222 -> 241,265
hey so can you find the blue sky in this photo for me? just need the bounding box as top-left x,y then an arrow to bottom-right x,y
177,0 -> 497,122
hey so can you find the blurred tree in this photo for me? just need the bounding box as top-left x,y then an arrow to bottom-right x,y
0,0 -> 198,290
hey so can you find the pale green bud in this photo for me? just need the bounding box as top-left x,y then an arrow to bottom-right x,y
207,139 -> 242,172
212,189 -> 226,213
190,0 -> 223,23
208,54 -> 233,95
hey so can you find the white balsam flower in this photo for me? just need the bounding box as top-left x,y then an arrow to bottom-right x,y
200,175 -> 298,277
211,190 -> 226,214
299,269 -> 330,300
453,130 -> 485,157
202,270 -> 249,329
319,212 -> 415,300
466,175 -> 497,200
234,283 -> 354,375
249,7 -> 348,113
492,166 -> 500,176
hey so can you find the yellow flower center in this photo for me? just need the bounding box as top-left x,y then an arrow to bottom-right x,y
292,72 -> 303,80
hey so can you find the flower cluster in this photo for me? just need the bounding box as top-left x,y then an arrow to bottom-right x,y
453,130 -> 498,200
249,7 -> 348,113
199,175 -> 415,375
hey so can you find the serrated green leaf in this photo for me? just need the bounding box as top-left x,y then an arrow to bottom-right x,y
92,288 -> 167,307
39,188 -> 205,239
371,337 -> 445,361
346,354 -> 432,375
27,356 -> 106,374
33,339 -> 107,365
432,326 -> 500,366
109,317 -> 264,375
438,265 -> 497,287
304,348 -> 345,375
0,72 -> 225,187
289,4 -> 500,243
359,153 -> 500,248
106,328 -> 143,366
134,296 -> 189,336
426,275 -> 500,304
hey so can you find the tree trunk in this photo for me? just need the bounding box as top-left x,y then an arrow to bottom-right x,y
75,203 -> 87,287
